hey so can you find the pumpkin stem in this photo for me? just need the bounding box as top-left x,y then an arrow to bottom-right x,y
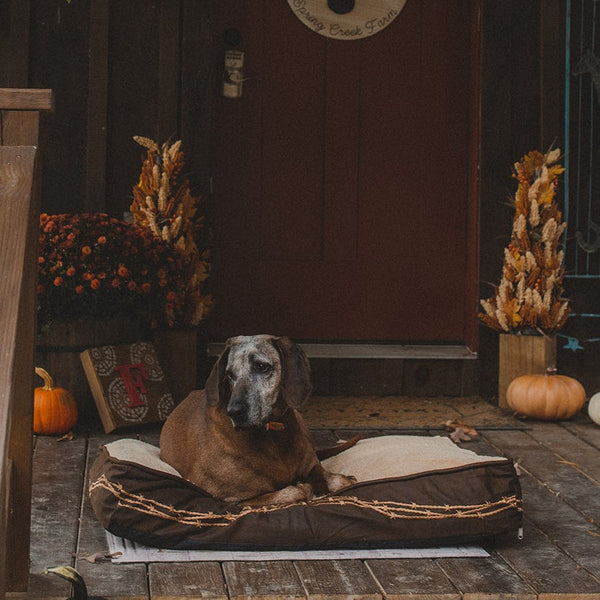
35,367 -> 55,391
545,366 -> 558,377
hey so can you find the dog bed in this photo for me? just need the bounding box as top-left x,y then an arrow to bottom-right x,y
89,435 -> 522,550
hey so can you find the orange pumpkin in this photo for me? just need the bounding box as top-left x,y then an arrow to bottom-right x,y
34,367 -> 78,435
506,368 -> 586,421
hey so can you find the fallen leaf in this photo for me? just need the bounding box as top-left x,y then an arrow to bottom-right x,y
57,431 -> 75,442
445,419 -> 478,438
449,427 -> 473,443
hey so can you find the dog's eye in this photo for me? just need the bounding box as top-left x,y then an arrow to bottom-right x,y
226,370 -> 236,382
253,361 -> 272,374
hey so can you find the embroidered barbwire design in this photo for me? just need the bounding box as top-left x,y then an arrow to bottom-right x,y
90,474 -> 522,529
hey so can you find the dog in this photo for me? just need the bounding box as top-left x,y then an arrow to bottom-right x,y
159,335 -> 356,506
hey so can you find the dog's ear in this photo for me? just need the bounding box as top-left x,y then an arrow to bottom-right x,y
273,337 -> 312,408
204,345 -> 230,406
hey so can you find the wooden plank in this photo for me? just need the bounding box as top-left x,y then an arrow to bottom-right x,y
74,434 -> 148,600
0,145 -> 39,595
157,0 -> 181,142
436,554 -> 536,600
563,420 -> 600,451
85,0 -> 109,212
149,562 -> 227,600
1,111 -> 40,146
495,519 -> 600,598
527,422 -> 600,484
365,558 -> 461,600
0,89 -> 54,111
223,560 -> 306,600
510,468 -> 600,579
27,435 -> 87,599
0,0 -> 31,87
540,0 -> 565,150
293,560 -> 382,600
483,428 -> 600,524
180,0 -> 213,197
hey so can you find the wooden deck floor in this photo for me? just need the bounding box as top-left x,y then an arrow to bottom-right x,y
26,398 -> 600,600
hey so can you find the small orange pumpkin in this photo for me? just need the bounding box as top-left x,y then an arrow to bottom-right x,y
506,368 -> 586,421
34,367 -> 78,435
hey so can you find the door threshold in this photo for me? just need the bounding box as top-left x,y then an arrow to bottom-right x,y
207,343 -> 477,360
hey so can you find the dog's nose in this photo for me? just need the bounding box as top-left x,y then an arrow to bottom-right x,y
226,398 -> 247,424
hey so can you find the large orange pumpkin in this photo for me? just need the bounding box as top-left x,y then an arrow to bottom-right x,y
34,367 -> 78,435
506,368 -> 586,421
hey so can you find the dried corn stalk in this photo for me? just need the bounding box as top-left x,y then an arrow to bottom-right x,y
479,149 -> 570,334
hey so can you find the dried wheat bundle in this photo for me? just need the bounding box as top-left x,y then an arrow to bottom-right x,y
479,149 -> 570,334
131,136 -> 212,327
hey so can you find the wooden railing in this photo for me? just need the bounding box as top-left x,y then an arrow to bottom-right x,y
0,89 -> 53,600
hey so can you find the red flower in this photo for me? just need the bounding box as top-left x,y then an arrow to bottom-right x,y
82,246 -> 92,255
127,281 -> 137,291
118,264 -> 129,278
75,285 -> 84,294
53,277 -> 63,287
141,282 -> 151,293
66,266 -> 76,277
90,278 -> 101,290
111,278 -> 121,288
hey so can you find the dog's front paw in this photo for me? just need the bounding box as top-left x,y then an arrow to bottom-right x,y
325,472 -> 357,492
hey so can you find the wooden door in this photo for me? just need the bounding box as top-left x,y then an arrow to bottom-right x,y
210,0 -> 478,344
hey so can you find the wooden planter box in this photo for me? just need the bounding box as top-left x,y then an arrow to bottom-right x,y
498,333 -> 557,408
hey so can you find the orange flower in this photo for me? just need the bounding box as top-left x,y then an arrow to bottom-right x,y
166,291 -> 177,302
90,278 -> 101,290
37,284 -> 44,294
111,278 -> 121,288
82,272 -> 94,281
97,235 -> 107,245
141,282 -> 151,293
127,281 -> 137,291
75,285 -> 84,294
53,277 -> 63,287
66,266 -> 76,277
82,246 -> 92,255
118,264 -> 129,278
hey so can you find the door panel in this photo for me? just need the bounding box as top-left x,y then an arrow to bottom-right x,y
210,0 -> 477,342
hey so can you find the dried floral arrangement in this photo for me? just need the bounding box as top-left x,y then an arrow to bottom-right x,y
130,136 -> 212,327
37,213 -> 186,329
479,148 -> 571,334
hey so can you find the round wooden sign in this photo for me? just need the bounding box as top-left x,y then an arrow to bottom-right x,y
287,0 -> 408,40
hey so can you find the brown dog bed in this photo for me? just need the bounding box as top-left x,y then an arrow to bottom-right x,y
89,435 -> 522,550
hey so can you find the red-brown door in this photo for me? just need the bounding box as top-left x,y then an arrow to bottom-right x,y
210,1 -> 478,344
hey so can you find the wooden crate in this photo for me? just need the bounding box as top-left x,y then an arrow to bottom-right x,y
498,333 -> 557,407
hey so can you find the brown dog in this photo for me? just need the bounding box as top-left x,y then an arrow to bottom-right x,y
159,335 -> 356,506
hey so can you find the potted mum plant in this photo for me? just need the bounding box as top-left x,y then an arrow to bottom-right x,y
36,212 -> 188,424
478,148 -> 571,407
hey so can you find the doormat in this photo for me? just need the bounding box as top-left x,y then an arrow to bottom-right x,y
106,533 -> 489,563
302,396 -> 526,430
